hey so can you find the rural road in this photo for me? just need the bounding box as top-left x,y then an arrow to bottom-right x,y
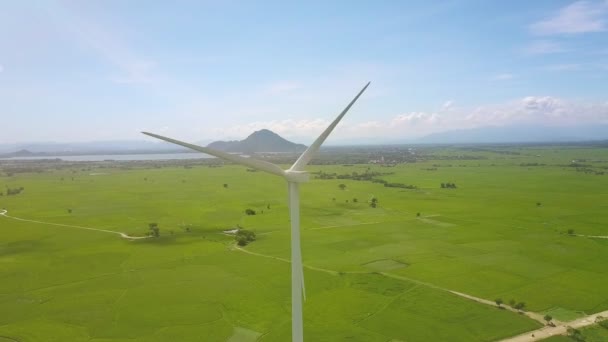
235,245 -> 608,341
499,309 -> 608,342
575,234 -> 608,239
4,207 -> 606,341
0,209 -> 149,240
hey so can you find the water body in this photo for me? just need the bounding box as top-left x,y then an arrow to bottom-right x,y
0,153 -> 213,162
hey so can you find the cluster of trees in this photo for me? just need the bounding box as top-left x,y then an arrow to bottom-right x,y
440,183 -> 457,189
494,298 -> 526,312
236,229 -> 256,246
575,167 -> 605,175
567,327 -> 585,341
313,170 -> 393,182
148,223 -> 160,237
520,163 -> 546,167
5,186 -> 24,196
370,197 -> 378,208
384,182 -> 417,189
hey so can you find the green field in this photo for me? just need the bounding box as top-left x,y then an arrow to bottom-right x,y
1,145 -> 608,341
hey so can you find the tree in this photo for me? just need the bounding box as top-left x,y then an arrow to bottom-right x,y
537,202 -> 542,207
417,212 -> 421,217
338,183 -> 346,190
245,208 -> 256,215
370,197 -> 378,208
544,315 -> 553,324
67,209 -> 72,214
441,183 -> 446,188
223,183 -> 228,188
509,299 -> 516,308
353,198 -> 358,203
235,229 -> 256,246
495,298 -> 503,307
567,327 -> 584,341
515,302 -> 526,312
568,229 -> 575,235
148,223 -> 160,237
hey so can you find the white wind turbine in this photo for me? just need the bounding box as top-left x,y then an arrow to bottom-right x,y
142,82 -> 370,342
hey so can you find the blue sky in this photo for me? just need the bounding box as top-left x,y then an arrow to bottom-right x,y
1,0 -> 607,144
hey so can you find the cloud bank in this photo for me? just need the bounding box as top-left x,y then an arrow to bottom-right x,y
211,97 -> 608,141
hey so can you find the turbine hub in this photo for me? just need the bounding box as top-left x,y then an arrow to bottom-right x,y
285,170 -> 310,183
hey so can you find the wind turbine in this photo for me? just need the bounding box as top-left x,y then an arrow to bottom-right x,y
142,82 -> 370,342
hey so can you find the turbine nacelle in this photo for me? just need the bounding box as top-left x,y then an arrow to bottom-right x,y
284,170 -> 310,184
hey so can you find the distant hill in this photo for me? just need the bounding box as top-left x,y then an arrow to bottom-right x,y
208,129 -> 307,153
415,124 -> 608,144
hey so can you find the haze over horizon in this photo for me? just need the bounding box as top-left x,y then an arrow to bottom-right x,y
1,1 -> 608,144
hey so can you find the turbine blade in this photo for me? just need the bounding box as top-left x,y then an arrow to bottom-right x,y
290,82 -> 370,171
142,132 -> 286,178
301,267 -> 306,302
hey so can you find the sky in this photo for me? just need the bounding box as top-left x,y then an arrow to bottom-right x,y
1,0 -> 607,144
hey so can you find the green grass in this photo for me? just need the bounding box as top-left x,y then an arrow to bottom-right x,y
1,145 -> 608,340
540,307 -> 586,322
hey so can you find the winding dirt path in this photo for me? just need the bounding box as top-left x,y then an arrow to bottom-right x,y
235,246 -> 608,341
3,207 -> 604,341
232,246 -> 547,323
574,234 -> 608,239
0,209 -> 149,240
499,310 -> 608,342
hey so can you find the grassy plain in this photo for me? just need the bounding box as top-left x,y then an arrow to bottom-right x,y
1,145 -> 607,341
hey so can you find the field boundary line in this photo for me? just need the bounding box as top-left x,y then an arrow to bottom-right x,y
0,209 -> 149,240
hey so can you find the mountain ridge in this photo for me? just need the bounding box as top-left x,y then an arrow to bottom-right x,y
207,129 -> 307,153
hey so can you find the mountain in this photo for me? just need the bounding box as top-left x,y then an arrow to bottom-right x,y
415,124 -> 608,144
207,129 -> 307,153
0,140 -> 205,155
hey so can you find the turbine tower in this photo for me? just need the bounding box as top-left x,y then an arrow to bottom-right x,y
142,82 -> 370,342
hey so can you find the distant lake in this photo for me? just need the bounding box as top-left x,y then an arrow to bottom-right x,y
0,153 -> 213,162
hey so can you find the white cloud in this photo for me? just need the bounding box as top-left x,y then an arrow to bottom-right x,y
109,60 -> 157,84
391,112 -> 440,126
211,97 -> 608,141
263,81 -> 301,95
493,73 -> 515,80
531,1 -> 608,35
543,63 -> 582,71
441,100 -> 454,110
50,3 -> 157,85
213,119 -> 330,141
465,96 -> 608,126
524,40 -> 565,54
